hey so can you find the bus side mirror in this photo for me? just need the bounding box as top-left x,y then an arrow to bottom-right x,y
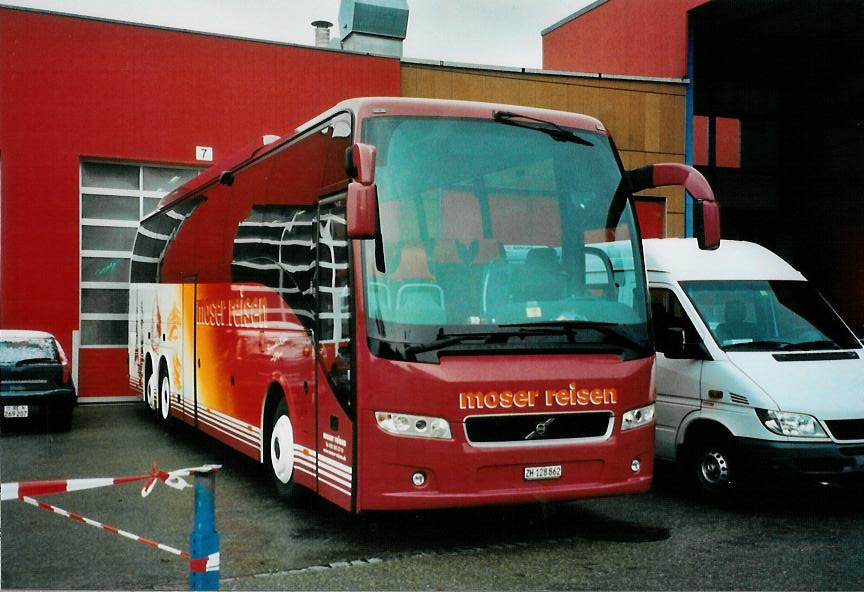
351,143 -> 376,185
346,143 -> 380,239
347,183 -> 378,239
628,163 -> 721,250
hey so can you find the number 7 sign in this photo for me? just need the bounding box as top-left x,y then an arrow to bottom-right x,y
196,146 -> 214,161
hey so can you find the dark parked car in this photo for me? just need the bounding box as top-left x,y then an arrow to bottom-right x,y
1,330 -> 77,431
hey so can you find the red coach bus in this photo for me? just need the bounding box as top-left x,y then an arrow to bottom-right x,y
128,97 -> 718,512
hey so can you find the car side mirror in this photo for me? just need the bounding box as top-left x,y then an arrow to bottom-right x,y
628,163 -> 720,250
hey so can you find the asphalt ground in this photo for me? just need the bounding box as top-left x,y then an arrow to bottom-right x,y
2,403 -> 864,590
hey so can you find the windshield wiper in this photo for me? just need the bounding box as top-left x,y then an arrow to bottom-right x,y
15,357 -> 55,366
493,111 -> 594,146
403,328 -> 552,358
778,339 -> 842,351
500,320 -> 650,355
723,340 -> 793,352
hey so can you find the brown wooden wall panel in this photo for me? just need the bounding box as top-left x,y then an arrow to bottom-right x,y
400,64 -> 689,236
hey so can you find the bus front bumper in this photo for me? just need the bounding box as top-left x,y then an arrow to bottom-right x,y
356,422 -> 654,511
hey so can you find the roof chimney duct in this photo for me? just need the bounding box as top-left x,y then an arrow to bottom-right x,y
311,20 -> 333,48
338,0 -> 409,58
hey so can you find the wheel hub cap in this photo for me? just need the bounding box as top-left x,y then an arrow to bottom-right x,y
701,451 -> 730,484
270,415 -> 295,484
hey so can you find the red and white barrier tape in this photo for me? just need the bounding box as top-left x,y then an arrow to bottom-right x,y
1,463 -> 221,570
1,463 -> 221,501
19,494 -> 188,558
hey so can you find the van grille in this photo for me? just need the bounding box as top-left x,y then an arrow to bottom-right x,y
464,411 -> 612,446
825,419 -> 864,441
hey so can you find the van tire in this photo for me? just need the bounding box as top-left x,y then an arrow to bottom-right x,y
266,399 -> 305,504
687,436 -> 738,501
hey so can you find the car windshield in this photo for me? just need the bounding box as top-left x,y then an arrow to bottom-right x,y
360,116 -> 650,359
0,338 -> 58,365
681,280 -> 861,352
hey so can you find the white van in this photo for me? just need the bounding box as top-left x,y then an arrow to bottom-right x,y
643,238 -> 864,498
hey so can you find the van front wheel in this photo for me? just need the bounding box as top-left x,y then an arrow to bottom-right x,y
689,439 -> 738,501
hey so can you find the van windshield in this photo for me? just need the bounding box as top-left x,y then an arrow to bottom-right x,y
681,280 -> 861,352
360,116 -> 650,361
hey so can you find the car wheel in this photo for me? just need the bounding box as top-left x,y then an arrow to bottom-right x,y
689,438 -> 738,501
158,372 -> 172,425
267,399 -> 302,501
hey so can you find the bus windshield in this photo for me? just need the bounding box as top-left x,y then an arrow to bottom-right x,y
681,280 -> 862,352
361,116 -> 650,361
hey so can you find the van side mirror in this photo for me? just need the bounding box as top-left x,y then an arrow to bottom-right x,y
662,327 -> 710,360
628,163 -> 720,250
346,143 -> 379,239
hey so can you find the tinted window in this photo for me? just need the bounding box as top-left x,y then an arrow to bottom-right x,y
0,338 -> 58,364
682,280 -> 861,351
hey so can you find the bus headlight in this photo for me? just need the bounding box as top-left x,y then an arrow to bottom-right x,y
375,412 -> 452,439
756,409 -> 827,438
621,404 -> 655,431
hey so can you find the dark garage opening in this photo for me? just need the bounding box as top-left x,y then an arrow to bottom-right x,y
690,0 -> 864,329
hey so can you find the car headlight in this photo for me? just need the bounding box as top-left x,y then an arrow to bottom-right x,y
621,403 -> 655,431
755,409 -> 827,438
375,412 -> 452,439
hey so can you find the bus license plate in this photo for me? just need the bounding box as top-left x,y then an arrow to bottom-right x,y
4,405 -> 29,418
524,465 -> 562,481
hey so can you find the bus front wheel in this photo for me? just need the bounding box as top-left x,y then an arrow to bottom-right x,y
268,399 -> 301,501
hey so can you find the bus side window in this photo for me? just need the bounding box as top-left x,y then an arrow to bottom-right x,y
132,196 -> 203,284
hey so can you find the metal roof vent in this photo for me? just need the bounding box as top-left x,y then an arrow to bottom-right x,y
311,20 -> 333,48
338,0 -> 409,58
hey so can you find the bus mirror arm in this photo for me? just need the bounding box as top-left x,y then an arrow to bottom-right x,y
627,163 -> 721,251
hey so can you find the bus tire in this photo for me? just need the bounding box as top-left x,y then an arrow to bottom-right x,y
144,359 -> 156,411
267,399 -> 301,502
158,370 -> 173,426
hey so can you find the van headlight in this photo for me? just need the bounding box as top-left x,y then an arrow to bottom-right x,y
756,409 -> 827,438
375,412 -> 452,439
621,404 -> 655,431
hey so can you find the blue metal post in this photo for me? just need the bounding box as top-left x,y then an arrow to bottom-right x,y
189,471 -> 220,591
684,20 -> 696,237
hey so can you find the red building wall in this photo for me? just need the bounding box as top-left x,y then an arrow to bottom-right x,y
542,0 -> 708,78
0,8 -> 400,398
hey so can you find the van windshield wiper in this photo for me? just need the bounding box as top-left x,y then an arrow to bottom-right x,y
493,111 -> 594,146
723,340 -> 793,352
778,339 -> 842,351
499,320 -> 650,355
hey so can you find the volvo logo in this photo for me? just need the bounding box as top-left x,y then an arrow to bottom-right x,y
525,417 -> 556,440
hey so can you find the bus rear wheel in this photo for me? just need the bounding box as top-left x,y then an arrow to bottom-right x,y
268,399 -> 301,501
158,372 -> 173,425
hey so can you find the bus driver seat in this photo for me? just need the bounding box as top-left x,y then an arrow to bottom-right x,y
512,247 -> 567,302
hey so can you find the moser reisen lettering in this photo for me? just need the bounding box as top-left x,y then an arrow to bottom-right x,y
459,385 -> 618,410
197,296 -> 267,328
